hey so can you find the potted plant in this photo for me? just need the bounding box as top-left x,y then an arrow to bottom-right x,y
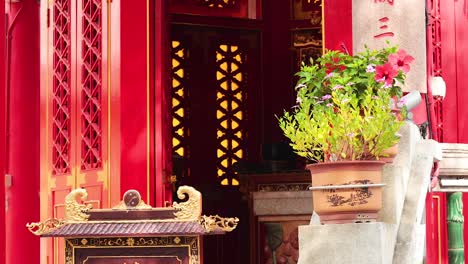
278,45 -> 414,223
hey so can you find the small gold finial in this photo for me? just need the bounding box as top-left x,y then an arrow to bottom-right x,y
112,190 -> 152,210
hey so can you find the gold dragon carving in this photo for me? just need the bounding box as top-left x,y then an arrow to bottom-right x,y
27,188 -> 92,235
64,188 -> 93,222
200,215 -> 239,233
26,218 -> 65,236
172,185 -> 202,220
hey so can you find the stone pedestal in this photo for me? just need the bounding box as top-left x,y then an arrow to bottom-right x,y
298,223 -> 396,264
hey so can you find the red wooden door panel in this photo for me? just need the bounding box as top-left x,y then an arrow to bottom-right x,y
170,25 -> 261,187
440,0 -> 468,143
454,1 -> 468,142
170,24 -> 260,264
426,192 -> 449,264
41,0 -> 111,263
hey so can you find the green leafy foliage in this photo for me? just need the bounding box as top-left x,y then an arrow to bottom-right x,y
278,45 -> 413,162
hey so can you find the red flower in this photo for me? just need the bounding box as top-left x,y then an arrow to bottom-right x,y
388,49 -> 414,73
375,63 -> 398,86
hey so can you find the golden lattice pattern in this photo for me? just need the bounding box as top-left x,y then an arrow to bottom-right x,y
171,41 -> 188,159
215,44 -> 245,186
199,0 -> 236,8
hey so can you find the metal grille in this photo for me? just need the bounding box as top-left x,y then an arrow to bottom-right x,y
171,41 -> 188,159
52,0 -> 72,175
81,0 -> 103,170
215,44 -> 245,186
428,0 -> 444,142
199,0 -> 236,8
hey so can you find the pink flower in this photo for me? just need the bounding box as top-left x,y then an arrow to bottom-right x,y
375,63 -> 398,86
388,49 -> 414,73
332,85 -> 343,90
366,64 -> 376,73
325,72 -> 334,79
322,94 -> 332,100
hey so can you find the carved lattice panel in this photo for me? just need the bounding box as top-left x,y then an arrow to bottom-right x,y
215,44 -> 245,186
81,0 -> 102,170
428,0 -> 444,142
199,0 -> 236,8
52,0 -> 72,175
171,41 -> 189,159
169,0 -> 248,18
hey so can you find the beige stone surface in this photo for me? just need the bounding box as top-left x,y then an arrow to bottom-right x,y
434,143 -> 468,193
438,143 -> 468,175
393,224 -> 426,264
352,0 -> 427,92
378,164 -> 409,224
378,122 -> 421,224
298,223 -> 396,264
252,191 -> 313,216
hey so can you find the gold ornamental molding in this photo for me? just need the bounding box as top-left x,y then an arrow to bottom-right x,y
26,218 -> 64,236
173,185 -> 202,220
200,215 -> 239,233
64,188 -> 93,222
27,188 -> 92,235
27,186 -> 239,236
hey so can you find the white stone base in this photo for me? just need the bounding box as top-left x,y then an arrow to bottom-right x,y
393,224 -> 426,264
298,223 -> 397,264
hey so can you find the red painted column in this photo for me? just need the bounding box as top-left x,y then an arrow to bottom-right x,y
323,0 -> 353,52
5,0 -> 40,264
119,0 -> 153,203
154,0 -> 171,206
0,0 -> 6,263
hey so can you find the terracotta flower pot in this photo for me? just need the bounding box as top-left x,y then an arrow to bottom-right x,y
306,161 -> 385,223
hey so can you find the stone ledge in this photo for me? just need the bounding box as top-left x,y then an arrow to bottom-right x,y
253,191 -> 313,216
298,223 -> 396,264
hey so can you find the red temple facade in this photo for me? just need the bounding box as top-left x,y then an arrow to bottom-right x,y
0,0 -> 467,263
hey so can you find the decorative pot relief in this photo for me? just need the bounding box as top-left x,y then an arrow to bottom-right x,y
325,180 -> 374,207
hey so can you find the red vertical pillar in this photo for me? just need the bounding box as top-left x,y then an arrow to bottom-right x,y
323,0 -> 353,52
154,0 -> 171,206
0,0 -> 6,263
5,0 -> 40,263
119,0 -> 153,203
